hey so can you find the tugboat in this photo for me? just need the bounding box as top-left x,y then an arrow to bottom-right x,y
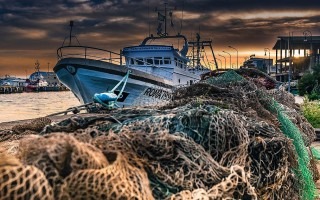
25,61 -> 49,92
53,5 -> 219,107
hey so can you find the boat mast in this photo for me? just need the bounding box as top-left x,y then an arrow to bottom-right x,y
69,21 -> 74,46
196,33 -> 200,67
61,21 -> 80,47
156,1 -> 175,37
164,1 -> 167,36
188,34 -> 219,70
35,60 -> 40,77
34,60 -> 40,89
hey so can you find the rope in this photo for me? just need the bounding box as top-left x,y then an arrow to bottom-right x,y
110,70 -> 131,93
46,103 -> 93,117
93,70 -> 131,109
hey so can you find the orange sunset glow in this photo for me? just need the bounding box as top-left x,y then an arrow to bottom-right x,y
1,0 -> 320,76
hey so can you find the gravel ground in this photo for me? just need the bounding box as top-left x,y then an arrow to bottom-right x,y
0,113 -> 106,131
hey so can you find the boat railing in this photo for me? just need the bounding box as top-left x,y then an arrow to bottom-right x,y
57,45 -> 124,65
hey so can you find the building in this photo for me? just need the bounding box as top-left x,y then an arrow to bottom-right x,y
0,75 -> 26,87
242,55 -> 273,74
272,35 -> 320,81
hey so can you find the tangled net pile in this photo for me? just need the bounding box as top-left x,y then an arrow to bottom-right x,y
0,70 -> 318,199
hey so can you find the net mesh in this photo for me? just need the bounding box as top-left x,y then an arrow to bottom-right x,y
0,69 -> 317,200
205,70 -> 317,200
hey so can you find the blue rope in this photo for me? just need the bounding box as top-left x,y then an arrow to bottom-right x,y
93,70 -> 131,109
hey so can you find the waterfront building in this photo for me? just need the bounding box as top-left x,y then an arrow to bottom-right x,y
0,75 -> 26,87
272,36 -> 320,82
242,55 -> 273,74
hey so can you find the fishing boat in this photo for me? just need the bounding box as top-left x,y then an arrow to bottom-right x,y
53,8 -> 219,108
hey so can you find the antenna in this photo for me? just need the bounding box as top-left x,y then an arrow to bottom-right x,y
35,60 -> 40,72
179,0 -> 185,34
148,0 -> 150,36
35,60 -> 40,79
155,0 -> 176,37
62,21 -> 80,47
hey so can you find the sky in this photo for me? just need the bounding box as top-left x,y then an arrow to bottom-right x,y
0,0 -> 320,77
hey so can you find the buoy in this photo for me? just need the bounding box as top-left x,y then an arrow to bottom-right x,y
93,92 -> 118,102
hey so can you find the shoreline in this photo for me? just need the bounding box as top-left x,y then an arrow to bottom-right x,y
0,113 -> 102,131
0,85 -> 69,94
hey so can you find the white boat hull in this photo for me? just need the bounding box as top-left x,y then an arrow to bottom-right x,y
54,58 -> 174,107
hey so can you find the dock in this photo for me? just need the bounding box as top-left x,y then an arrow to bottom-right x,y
0,85 -> 69,94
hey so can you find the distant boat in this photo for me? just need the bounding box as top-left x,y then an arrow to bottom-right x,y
54,9 -> 219,107
25,61 -> 65,92
25,64 -> 49,92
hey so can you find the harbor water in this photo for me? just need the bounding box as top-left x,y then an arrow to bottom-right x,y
0,91 -> 80,123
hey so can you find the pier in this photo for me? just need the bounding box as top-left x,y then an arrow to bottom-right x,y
0,85 -> 69,94
0,86 -> 24,94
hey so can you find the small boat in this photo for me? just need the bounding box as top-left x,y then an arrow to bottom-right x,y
53,9 -> 219,108
25,61 -> 49,92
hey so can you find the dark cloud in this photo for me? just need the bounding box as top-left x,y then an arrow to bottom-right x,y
0,0 -> 320,75
183,0 -> 320,12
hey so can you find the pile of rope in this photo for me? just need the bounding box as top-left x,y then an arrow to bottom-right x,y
0,70 -> 317,200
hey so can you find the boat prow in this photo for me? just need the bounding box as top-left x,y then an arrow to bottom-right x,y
54,54 -> 174,107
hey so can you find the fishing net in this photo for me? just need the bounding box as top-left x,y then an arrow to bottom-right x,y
206,70 -> 317,199
266,99 -> 317,200
0,117 -> 53,157
0,69 -> 317,200
311,147 -> 320,160
58,150 -> 153,200
0,148 -> 54,200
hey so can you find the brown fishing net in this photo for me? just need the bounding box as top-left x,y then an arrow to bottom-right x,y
18,133 -> 109,196
58,151 -> 153,200
169,165 -> 256,200
0,149 -> 54,200
12,117 -> 52,134
0,69 -> 317,199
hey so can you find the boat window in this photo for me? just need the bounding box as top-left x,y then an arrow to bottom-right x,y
174,58 -> 178,66
164,57 -> 171,64
130,58 -> 135,65
146,58 -> 153,65
178,60 -> 182,68
136,58 -> 144,65
154,57 -> 163,65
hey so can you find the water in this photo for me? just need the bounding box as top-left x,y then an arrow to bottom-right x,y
0,91 -> 81,123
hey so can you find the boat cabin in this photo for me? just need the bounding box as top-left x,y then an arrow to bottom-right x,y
122,45 -> 189,79
122,35 -> 194,83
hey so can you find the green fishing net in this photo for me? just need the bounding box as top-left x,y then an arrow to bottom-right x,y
311,147 -> 320,160
206,70 -> 317,200
0,69 -> 317,200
